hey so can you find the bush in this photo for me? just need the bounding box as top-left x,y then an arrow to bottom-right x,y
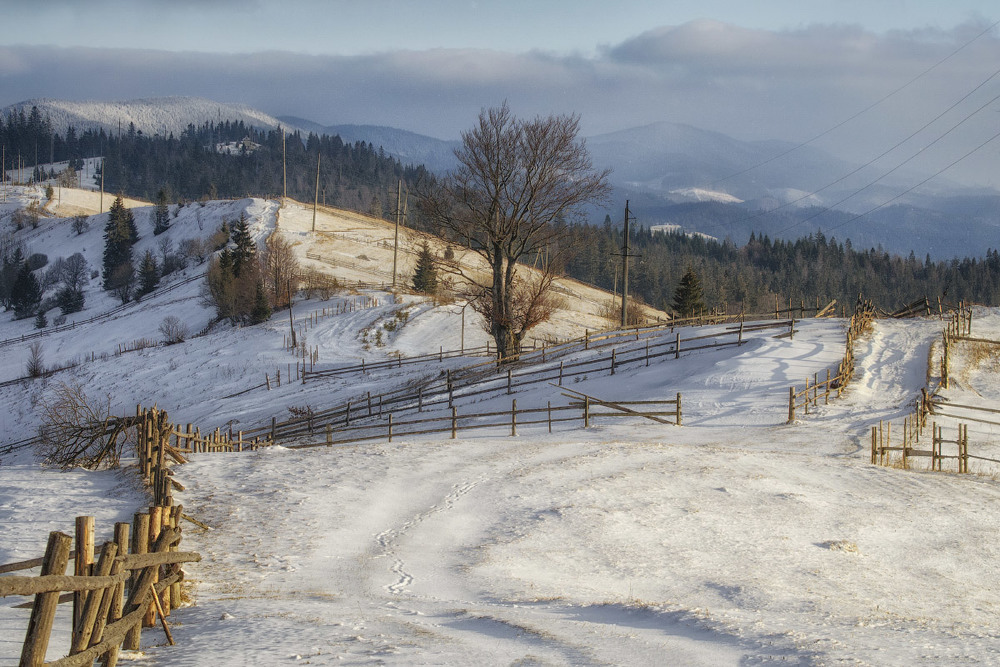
158,315 -> 189,344
71,215 -> 90,235
26,341 -> 45,377
26,253 -> 48,271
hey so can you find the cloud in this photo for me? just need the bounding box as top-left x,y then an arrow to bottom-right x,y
2,20 -> 1000,184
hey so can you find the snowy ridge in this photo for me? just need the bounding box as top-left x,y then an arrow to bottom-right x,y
2,97 -> 303,136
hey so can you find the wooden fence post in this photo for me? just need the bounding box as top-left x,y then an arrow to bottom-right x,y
788,387 -> 795,423
388,413 -> 393,443
611,348 -> 616,375
583,396 -> 590,428
507,368 -> 512,394
676,392 -> 682,426
547,401 -> 552,434
675,332 -> 681,359
73,515 -> 95,637
124,512 -> 150,650
511,399 -> 517,437
451,406 -> 457,439
19,531 -> 73,667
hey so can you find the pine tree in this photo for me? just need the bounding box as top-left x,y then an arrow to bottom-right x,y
671,267 -> 705,318
11,262 -> 42,319
102,195 -> 138,290
34,309 -> 47,329
412,242 -> 438,294
230,213 -> 255,278
153,188 -> 170,235
138,249 -> 160,297
250,279 -> 271,324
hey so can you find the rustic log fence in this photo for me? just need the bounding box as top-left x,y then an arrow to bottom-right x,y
0,404 -> 262,664
250,319 -> 793,444
787,299 -> 876,422
871,419 -> 969,472
0,508 -> 199,666
288,393 -> 682,449
939,304 -> 975,389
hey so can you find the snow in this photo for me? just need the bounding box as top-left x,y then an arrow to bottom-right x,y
2,188 -> 1000,665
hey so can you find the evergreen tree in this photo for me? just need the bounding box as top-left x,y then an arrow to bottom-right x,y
10,262 -> 41,319
102,195 -> 138,290
412,242 -> 438,294
230,213 -> 255,277
138,249 -> 160,297
250,278 -> 272,324
34,309 -> 47,329
153,188 -> 170,235
671,267 -> 705,318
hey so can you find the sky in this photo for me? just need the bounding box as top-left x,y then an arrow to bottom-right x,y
2,0 -> 1000,185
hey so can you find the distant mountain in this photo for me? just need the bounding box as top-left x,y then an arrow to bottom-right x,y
278,116 -> 459,172
2,97 -> 303,137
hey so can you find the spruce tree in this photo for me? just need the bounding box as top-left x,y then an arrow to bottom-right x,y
34,309 -> 47,329
412,242 -> 438,294
11,262 -> 41,319
153,188 -> 170,235
230,213 -> 255,278
103,195 -> 138,290
250,279 -> 271,324
138,249 -> 160,297
671,267 -> 705,318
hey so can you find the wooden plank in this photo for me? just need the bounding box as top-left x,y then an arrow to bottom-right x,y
556,385 -> 674,425
19,531 -> 72,667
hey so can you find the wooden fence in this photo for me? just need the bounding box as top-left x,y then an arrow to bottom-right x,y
288,392 -> 682,449
787,299 -> 876,422
871,420 -> 969,472
0,508 -> 199,666
249,320 -> 792,444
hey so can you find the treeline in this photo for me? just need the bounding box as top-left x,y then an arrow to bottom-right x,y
565,222 -> 1000,314
0,106 -> 428,215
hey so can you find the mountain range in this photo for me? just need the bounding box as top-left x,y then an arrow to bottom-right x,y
6,96 -> 1000,259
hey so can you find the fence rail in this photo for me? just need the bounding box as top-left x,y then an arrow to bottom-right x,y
287,395 -> 682,449
249,319 -> 792,443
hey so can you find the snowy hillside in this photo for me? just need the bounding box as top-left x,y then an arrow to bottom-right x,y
2,188 -> 1000,665
2,97 -> 302,136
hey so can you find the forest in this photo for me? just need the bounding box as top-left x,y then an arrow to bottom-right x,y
4,105 -> 1000,315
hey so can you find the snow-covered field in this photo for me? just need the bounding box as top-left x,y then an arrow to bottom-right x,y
2,188 -> 1000,665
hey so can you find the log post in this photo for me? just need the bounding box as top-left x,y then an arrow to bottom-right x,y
583,396 -> 590,428
71,541 -> 118,654
123,512 -> 150,650
547,401 -> 552,434
511,399 -> 517,437
675,332 -> 681,359
451,406 -> 457,439
507,368 -> 512,394
611,348 -> 616,375
73,515 -> 95,636
388,413 -> 393,443
20,532 -> 73,667
144,507 -> 163,627
788,386 -> 795,423
676,392 -> 682,426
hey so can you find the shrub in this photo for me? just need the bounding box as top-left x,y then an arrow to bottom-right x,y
26,253 -> 48,271
158,315 -> 189,344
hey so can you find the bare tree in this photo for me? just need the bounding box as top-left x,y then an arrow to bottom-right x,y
261,231 -> 299,308
36,382 -> 130,469
418,102 -> 611,359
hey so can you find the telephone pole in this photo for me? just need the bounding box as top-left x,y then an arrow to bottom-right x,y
620,200 -> 635,328
312,152 -> 320,232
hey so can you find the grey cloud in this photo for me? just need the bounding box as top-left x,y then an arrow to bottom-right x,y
2,20 -> 1000,185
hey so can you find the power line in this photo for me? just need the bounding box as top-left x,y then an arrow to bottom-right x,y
708,19 -> 1000,189
815,126 -> 1000,238
773,84 -> 1000,236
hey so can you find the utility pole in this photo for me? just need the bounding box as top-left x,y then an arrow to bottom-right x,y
620,200 -> 633,328
392,180 -> 402,288
282,130 -> 287,202
312,151 -> 320,232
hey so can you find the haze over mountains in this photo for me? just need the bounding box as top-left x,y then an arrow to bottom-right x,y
6,96 -> 1000,259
